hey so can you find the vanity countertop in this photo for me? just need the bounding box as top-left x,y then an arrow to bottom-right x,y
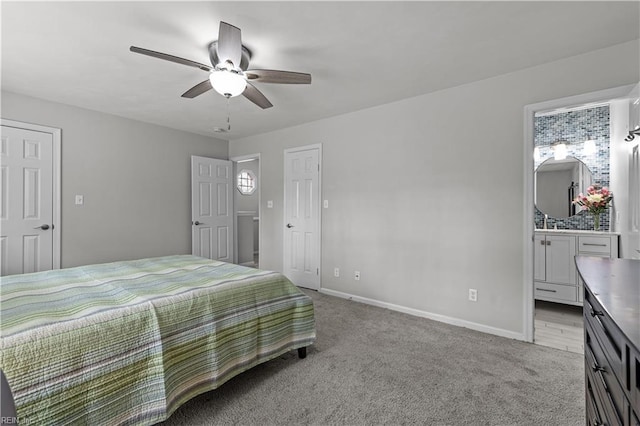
534,229 -> 621,235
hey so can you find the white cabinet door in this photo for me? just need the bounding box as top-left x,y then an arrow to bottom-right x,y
545,235 -> 576,285
534,233 -> 547,281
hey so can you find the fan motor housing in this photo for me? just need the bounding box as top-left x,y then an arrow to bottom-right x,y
208,41 -> 252,70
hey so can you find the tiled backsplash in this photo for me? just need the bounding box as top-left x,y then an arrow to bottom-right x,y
534,106 -> 610,230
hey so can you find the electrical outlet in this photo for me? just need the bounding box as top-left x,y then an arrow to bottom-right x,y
469,289 -> 478,302
324,200 -> 329,209
354,271 -> 360,281
334,267 -> 340,277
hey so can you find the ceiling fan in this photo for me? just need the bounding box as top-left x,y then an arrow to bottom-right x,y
130,21 -> 311,109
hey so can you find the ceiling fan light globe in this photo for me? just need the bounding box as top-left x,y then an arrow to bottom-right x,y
209,70 -> 247,97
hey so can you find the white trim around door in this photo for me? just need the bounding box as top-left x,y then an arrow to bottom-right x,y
1,118 -> 61,271
522,84 -> 635,342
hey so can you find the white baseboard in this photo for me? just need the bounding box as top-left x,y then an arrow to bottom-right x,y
318,287 -> 525,342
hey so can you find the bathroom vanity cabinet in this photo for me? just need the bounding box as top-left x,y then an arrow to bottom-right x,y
534,230 -> 619,306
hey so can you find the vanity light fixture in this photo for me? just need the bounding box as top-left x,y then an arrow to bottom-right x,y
533,146 -> 541,161
583,135 -> 596,156
552,141 -> 568,161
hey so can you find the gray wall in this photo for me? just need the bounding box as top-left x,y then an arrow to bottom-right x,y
1,91 -> 228,267
230,40 -> 640,337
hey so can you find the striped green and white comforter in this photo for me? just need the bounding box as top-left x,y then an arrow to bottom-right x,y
0,255 -> 316,425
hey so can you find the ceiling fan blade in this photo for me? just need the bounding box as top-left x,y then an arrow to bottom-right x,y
130,46 -> 212,72
242,83 -> 273,109
245,69 -> 312,84
217,22 -> 242,68
181,79 -> 213,98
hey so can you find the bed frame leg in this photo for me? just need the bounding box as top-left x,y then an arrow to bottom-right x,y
297,347 -> 307,359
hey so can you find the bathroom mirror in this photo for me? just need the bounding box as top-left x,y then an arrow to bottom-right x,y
535,156 -> 593,218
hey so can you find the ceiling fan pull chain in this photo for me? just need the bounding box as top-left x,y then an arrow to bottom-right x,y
226,95 -> 231,131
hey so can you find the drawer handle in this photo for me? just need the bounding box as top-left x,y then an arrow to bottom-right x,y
590,309 -> 604,317
536,288 -> 557,293
582,243 -> 607,247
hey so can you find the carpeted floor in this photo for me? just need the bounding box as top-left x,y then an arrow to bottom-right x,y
161,289 -> 584,425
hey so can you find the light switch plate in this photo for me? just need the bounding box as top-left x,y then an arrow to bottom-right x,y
267,200 -> 273,208
75,195 -> 84,205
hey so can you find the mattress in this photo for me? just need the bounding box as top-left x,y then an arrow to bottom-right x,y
0,255 -> 316,425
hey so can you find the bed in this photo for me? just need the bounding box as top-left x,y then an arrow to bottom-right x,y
0,255 -> 316,425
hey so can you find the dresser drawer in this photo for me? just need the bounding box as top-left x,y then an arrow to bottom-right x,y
586,371 -> 606,426
584,291 -> 625,379
534,281 -> 576,303
632,349 -> 640,417
578,236 -> 612,255
585,321 -> 626,424
585,352 -> 621,426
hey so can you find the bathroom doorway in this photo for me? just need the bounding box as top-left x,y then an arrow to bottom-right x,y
523,84 -> 638,346
231,154 -> 260,268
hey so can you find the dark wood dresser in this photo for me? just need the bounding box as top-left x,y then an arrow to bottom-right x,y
576,256 -> 640,426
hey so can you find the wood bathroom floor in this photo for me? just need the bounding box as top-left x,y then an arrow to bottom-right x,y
534,300 -> 584,354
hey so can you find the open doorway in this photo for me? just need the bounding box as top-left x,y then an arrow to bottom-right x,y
231,154 -> 260,268
523,84 -> 638,348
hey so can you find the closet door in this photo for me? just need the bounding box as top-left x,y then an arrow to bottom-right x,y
1,125 -> 55,275
283,145 -> 321,290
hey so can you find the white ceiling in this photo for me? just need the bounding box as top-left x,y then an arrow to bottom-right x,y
2,1 -> 639,140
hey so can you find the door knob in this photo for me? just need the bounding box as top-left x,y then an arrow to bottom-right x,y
286,223 -> 294,228
193,221 -> 203,226
34,224 -> 50,230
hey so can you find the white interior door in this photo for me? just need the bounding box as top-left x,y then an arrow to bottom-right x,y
284,145 -> 321,289
191,156 -> 233,262
1,125 -> 54,275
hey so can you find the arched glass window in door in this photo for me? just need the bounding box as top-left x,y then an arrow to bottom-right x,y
237,169 -> 257,195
